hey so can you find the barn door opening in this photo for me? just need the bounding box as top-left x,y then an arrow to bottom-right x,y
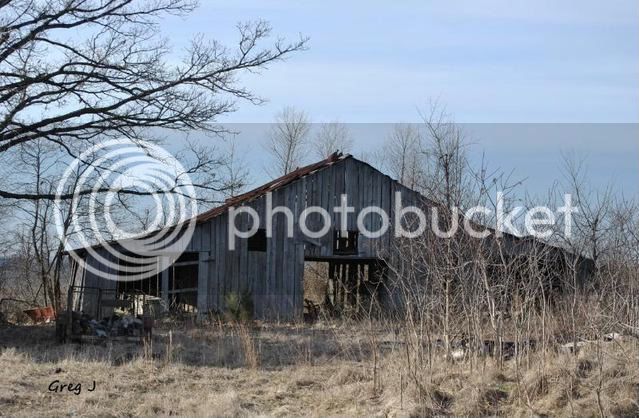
167,252 -> 199,313
113,251 -> 161,316
303,258 -> 386,320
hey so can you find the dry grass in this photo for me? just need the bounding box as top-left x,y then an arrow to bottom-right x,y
0,321 -> 638,417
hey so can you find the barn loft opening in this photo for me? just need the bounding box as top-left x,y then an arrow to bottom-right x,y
248,228 -> 267,252
333,230 -> 358,255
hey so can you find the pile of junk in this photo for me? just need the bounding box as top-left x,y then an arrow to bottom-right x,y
56,287 -> 164,343
56,311 -> 153,343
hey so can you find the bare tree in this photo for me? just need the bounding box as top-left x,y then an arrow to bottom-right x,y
0,0 -> 307,201
9,140 -> 72,308
420,107 -> 469,209
313,121 -> 353,159
560,154 -> 614,267
220,137 -> 250,199
264,107 -> 311,176
380,123 -> 423,190
6,138 -> 116,309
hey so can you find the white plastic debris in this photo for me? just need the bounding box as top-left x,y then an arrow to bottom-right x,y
604,332 -> 622,342
559,341 -> 588,353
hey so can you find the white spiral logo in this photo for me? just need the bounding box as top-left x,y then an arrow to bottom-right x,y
54,138 -> 198,282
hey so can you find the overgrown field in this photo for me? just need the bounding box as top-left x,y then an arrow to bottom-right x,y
0,321 -> 638,417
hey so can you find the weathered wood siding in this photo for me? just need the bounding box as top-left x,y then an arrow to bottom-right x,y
194,157 -> 427,320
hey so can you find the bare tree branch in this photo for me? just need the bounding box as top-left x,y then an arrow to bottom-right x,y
0,0 -> 308,200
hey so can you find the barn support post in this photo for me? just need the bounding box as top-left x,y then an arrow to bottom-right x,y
328,262 -> 336,307
197,251 -> 210,320
161,256 -> 170,305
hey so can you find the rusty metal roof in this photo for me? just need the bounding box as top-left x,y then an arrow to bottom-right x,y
196,152 -> 349,223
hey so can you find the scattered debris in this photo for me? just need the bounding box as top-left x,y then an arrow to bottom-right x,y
604,332 -> 623,342
303,299 -> 321,323
23,306 -> 56,323
559,341 -> 589,354
441,337 -> 538,360
448,348 -> 466,361
56,311 -> 150,343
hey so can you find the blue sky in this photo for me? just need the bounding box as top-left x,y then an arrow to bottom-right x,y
163,0 -> 638,196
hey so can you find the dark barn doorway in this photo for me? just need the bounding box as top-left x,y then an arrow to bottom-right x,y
167,252 -> 199,313
303,257 -> 386,320
113,251 -> 199,314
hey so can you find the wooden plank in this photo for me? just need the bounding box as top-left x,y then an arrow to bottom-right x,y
361,165 -> 372,255
333,159 -> 346,257
372,168 -> 383,255
231,212 -> 240,296
322,162 -> 332,228
314,166 -> 324,233
323,163 -> 335,255
264,217 -> 272,319
347,159 -> 359,232
237,211 -> 246,295
197,251 -> 209,315
103,248 -> 117,292
300,175 -> 317,258
381,175 -> 391,251
219,214 -> 228,310
274,188 -> 285,319
161,257 -> 170,305
323,167 -> 335,253
312,169 -> 324,256
253,251 -> 265,318
293,175 -> 305,320
282,186 -> 293,319
209,218 -> 217,310
201,220 -> 211,252
190,225 -> 197,252
291,180 -> 302,320
265,189 -> 277,319
295,240 -> 305,320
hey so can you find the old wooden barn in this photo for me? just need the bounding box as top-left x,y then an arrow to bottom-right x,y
68,153 -> 593,321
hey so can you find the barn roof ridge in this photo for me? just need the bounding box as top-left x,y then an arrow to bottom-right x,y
195,151 -> 351,222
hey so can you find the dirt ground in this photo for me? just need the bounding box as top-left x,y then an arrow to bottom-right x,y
1,321 -> 638,417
